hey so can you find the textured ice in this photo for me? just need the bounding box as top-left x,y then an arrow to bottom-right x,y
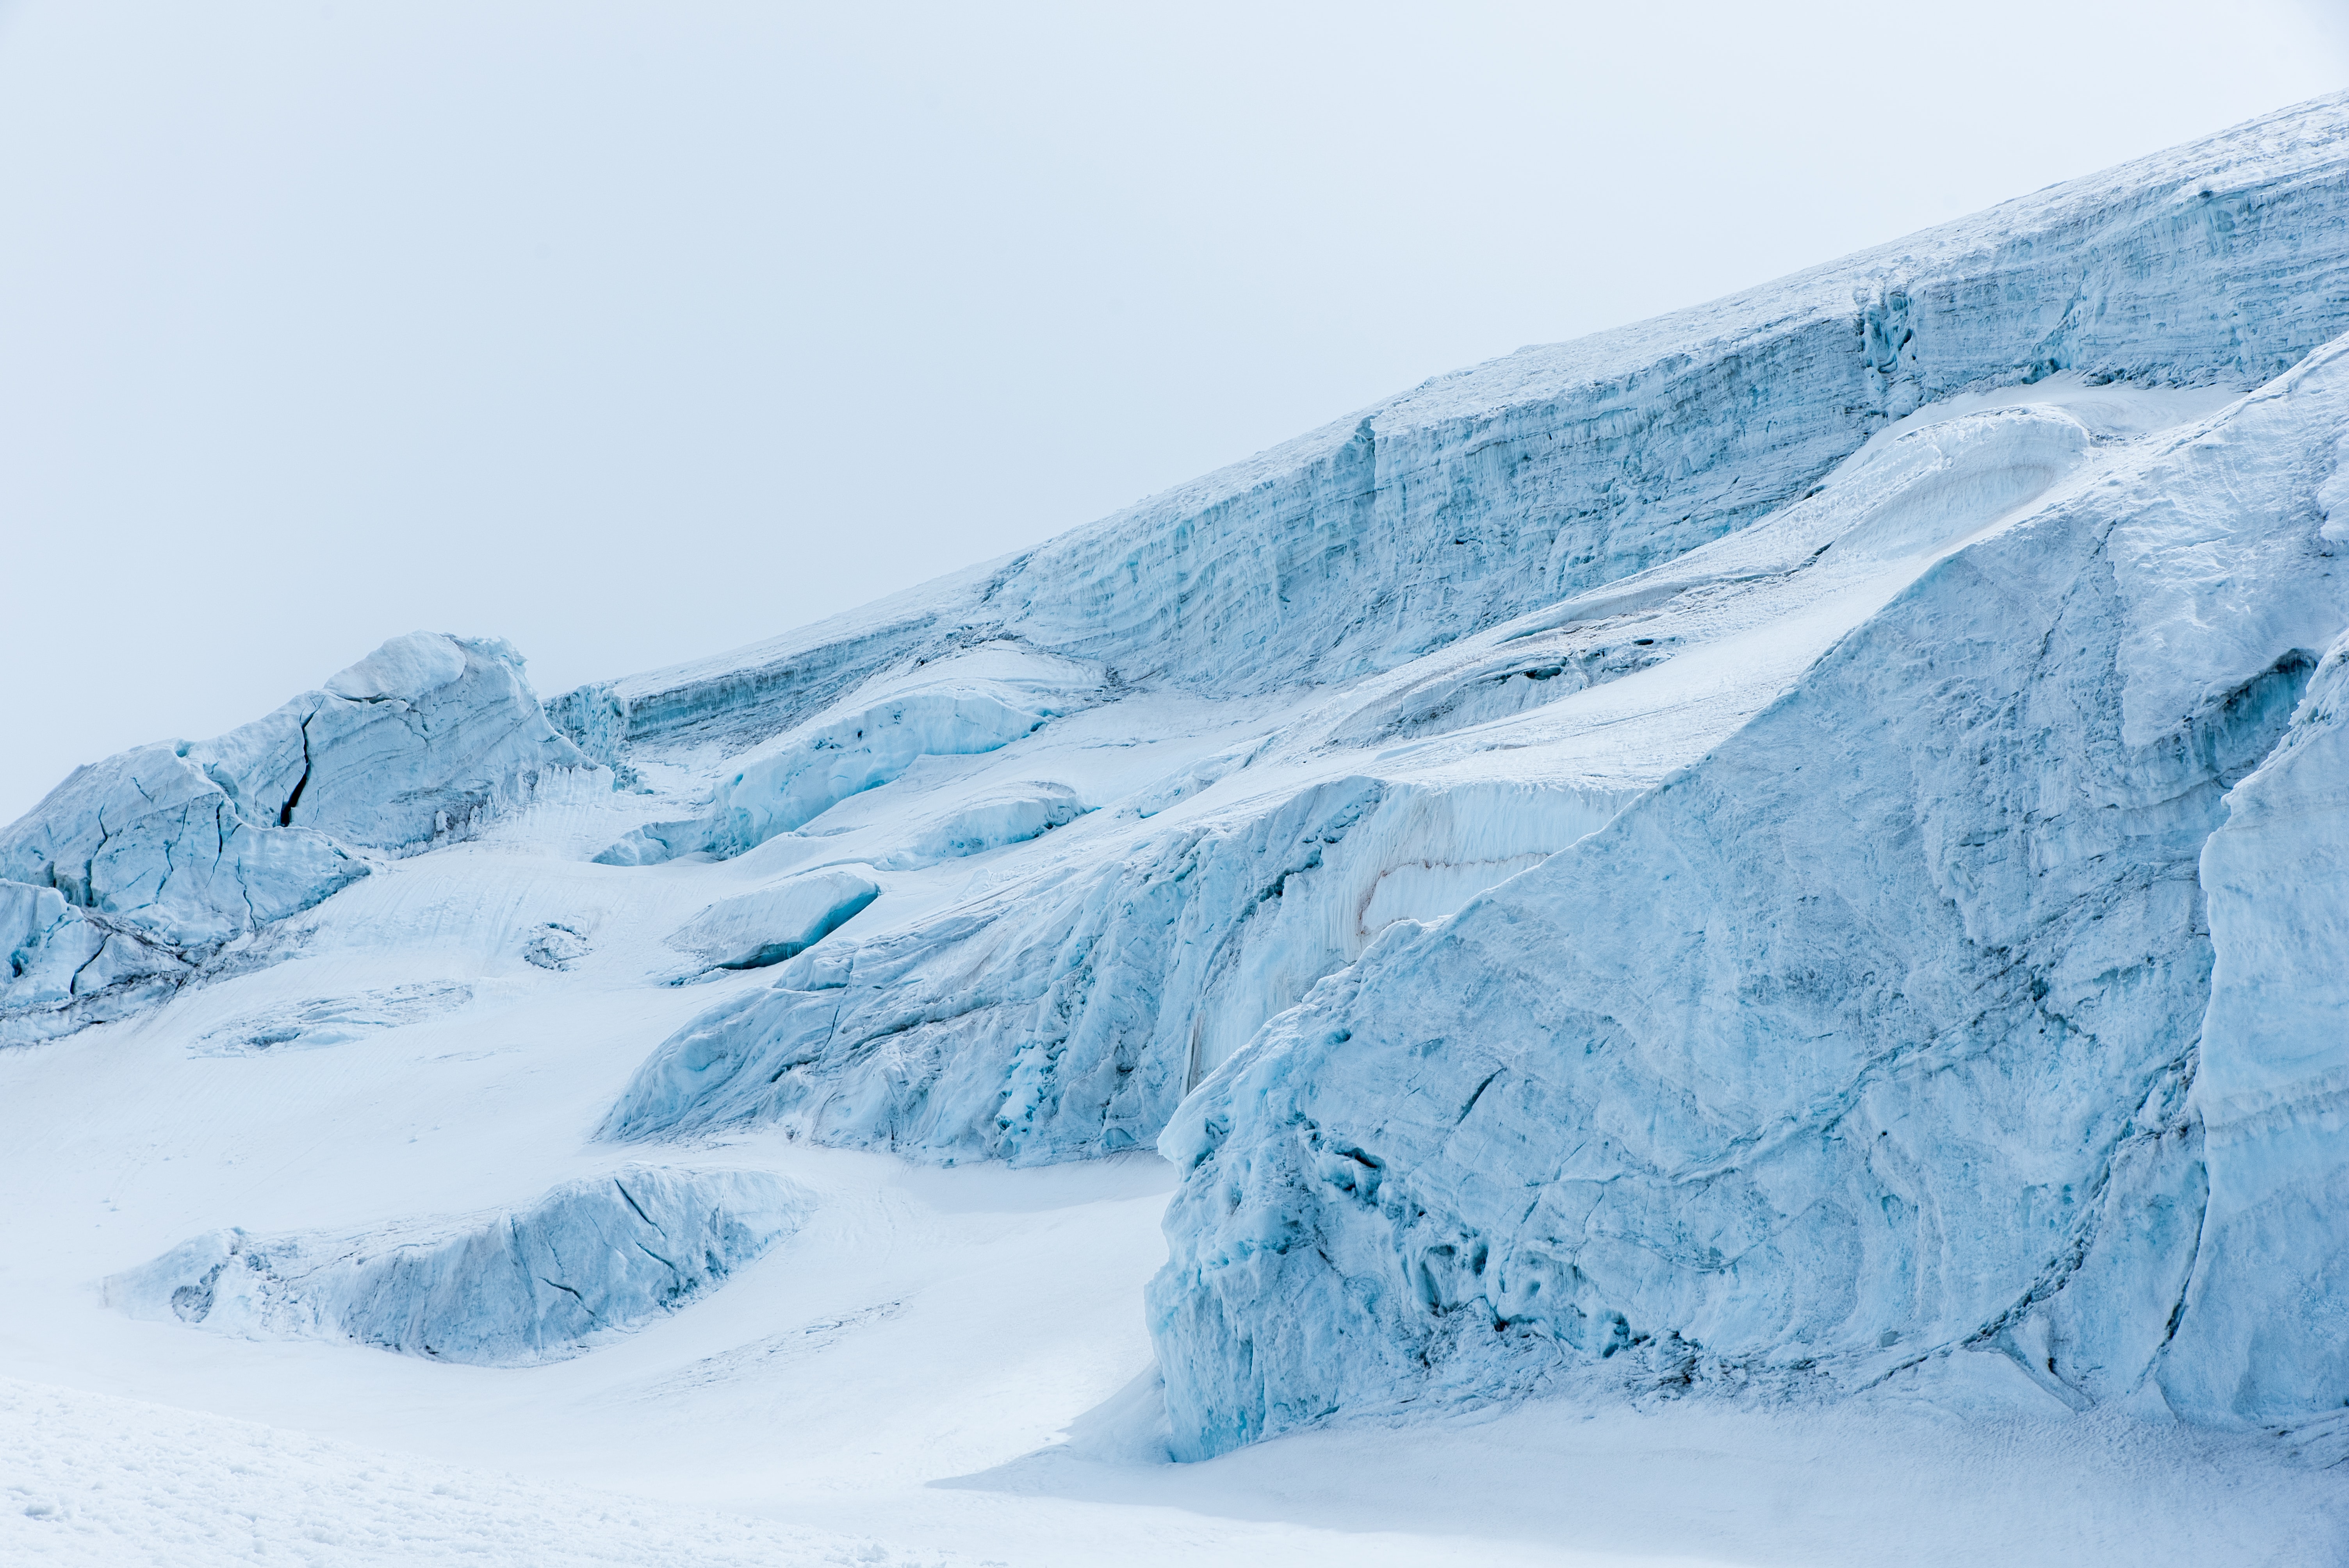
0,633 -> 593,1044
667,865 -> 883,971
593,646 -> 1096,866
12,94 -> 2349,1513
555,97 -> 2349,769
1146,336 -> 2349,1458
106,1166 -> 805,1365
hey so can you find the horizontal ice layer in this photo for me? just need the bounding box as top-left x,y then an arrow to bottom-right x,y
0,633 -> 594,1046
667,866 -> 882,971
1147,338 -> 2349,1458
556,95 -> 2349,766
105,1166 -> 806,1365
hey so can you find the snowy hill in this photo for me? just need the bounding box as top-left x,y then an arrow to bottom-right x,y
7,94 -> 2349,1565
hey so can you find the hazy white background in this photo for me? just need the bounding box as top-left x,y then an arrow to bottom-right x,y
3,1 -> 2345,821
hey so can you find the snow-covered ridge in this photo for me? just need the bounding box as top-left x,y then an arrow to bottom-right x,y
553,93 -> 2349,761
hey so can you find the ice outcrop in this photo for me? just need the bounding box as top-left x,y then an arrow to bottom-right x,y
875,782 -> 1089,868
1145,337 -> 2349,1458
666,866 -> 882,971
605,776 -> 1628,1160
0,633 -> 594,1044
593,645 -> 1098,866
599,393 -> 2171,1165
106,1167 -> 805,1365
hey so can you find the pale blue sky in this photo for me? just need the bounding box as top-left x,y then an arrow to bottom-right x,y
4,1 -> 2346,820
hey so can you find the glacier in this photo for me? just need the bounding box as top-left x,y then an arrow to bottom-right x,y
7,91 -> 2349,1565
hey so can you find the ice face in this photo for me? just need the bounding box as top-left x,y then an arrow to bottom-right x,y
15,95 -> 2349,1479
104,1166 -> 807,1366
2157,631 -> 2349,1424
0,633 -> 594,1043
321,631 -> 471,703
553,96 -> 2349,770
1144,337 -> 2349,1459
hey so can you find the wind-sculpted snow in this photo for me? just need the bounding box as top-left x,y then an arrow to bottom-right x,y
561,95 -> 2349,764
187,981 -> 475,1057
106,1167 -> 805,1366
1146,338 -> 2349,1458
0,634 -> 594,1044
593,645 -> 1096,866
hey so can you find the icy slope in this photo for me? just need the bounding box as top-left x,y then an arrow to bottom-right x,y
580,91 -> 2349,1172
6,96 -> 2349,1556
600,384 -> 2231,1164
555,93 -> 2349,766
1148,336 -> 2349,1457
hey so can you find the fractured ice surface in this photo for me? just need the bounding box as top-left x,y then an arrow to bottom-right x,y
0,633 -> 594,1044
593,645 -> 1097,866
555,98 -> 2349,767
106,1167 -> 805,1365
1146,336 -> 2349,1457
19,94 -> 2349,1467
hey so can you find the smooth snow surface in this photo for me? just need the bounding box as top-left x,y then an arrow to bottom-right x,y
9,94 -> 2349,1566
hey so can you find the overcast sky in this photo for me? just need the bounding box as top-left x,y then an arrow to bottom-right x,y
3,1 -> 2346,822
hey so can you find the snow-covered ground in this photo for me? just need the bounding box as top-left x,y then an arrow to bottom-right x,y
8,94 -> 2349,1566
2,479 -> 2341,1561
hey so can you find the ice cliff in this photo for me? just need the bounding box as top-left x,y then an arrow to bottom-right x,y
1148,337 -> 2349,1457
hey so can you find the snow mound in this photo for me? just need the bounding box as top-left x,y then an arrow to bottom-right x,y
667,866 -> 883,971
187,981 -> 474,1056
105,1166 -> 805,1365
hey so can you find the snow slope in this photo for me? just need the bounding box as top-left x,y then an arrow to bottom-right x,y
7,93 -> 2349,1565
